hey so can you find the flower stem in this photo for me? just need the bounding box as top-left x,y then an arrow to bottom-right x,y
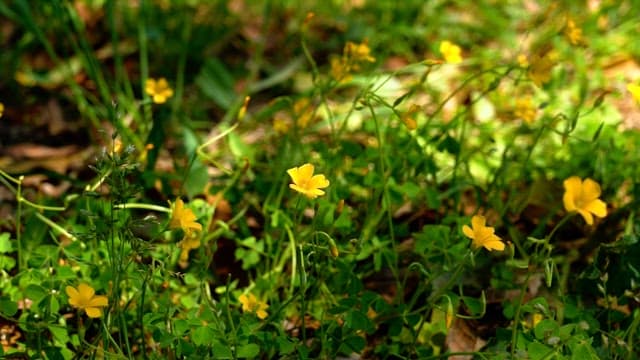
113,203 -> 171,213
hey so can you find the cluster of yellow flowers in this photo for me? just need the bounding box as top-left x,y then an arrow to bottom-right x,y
514,97 -> 537,124
564,17 -> 583,46
169,198 -> 203,264
271,98 -> 319,134
239,293 -> 269,319
330,40 -> 376,82
464,176 -> 607,252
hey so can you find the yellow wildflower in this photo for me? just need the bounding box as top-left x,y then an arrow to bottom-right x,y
170,198 -> 202,265
287,163 -> 330,199
330,56 -> 352,83
178,236 -> 201,264
239,293 -> 269,319
439,41 -> 463,64
0,102 -> 4,118
517,54 -> 529,68
111,138 -> 123,155
462,215 -> 505,251
514,97 -> 537,124
564,18 -> 583,46
563,176 -> 607,225
401,104 -> 420,130
273,116 -> 291,134
293,98 -> 314,128
627,83 -> 640,103
145,77 -> 174,104
345,41 -> 376,63
66,283 -> 108,318
528,48 -> 556,86
169,198 -> 203,236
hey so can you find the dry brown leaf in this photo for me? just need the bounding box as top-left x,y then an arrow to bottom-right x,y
4,144 -> 78,159
446,318 -> 487,359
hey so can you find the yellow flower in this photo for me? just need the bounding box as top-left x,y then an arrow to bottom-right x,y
565,18 -> 583,46
517,54 -> 529,68
287,163 -> 330,199
145,77 -> 174,104
563,176 -> 607,225
239,293 -> 269,319
66,283 -> 108,318
462,215 -> 505,251
273,116 -> 291,134
528,48 -> 556,86
169,198 -> 203,236
330,56 -> 352,82
293,98 -> 315,128
514,97 -> 537,124
401,104 -> 420,130
0,102 -> 4,118
627,83 -> 640,103
439,41 -> 462,64
178,236 -> 201,264
345,41 -> 376,63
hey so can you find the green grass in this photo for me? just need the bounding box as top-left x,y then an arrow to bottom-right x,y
1,0 -> 639,358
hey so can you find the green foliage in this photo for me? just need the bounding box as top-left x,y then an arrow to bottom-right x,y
1,0 -> 639,358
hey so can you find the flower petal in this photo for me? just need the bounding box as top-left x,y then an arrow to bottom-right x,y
297,164 -> 314,181
78,283 -> 95,299
483,236 -> 505,251
577,209 -> 594,225
563,176 -> 582,195
85,307 -> 103,318
66,286 -> 80,306
585,199 -> 607,218
309,174 -> 330,189
471,215 -> 486,230
582,178 -> 602,201
563,176 -> 582,211
462,225 -> 474,239
256,309 -> 268,319
88,295 -> 108,308
287,167 -> 301,184
563,192 -> 576,212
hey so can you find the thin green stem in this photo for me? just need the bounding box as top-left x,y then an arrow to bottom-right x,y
114,203 -> 171,213
34,213 -> 77,242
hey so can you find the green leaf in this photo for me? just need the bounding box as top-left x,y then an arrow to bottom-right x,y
228,132 -> 255,162
55,266 -> 76,280
0,255 -> 16,271
570,340 -> 599,360
534,319 -> 558,340
196,58 -> 237,110
527,341 -> 553,360
184,160 -> 209,199
192,325 -> 216,346
414,225 -> 450,253
345,310 -> 374,333
340,335 -> 366,353
25,284 -> 47,303
277,337 -> 296,355
212,341 -> 233,359
49,325 -> 70,345
236,343 -> 260,358
0,233 -> 12,253
0,297 -> 18,316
